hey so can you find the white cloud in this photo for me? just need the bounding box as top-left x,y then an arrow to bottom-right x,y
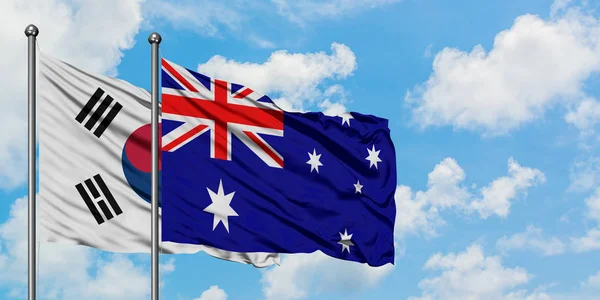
469,158 -> 546,219
581,270 -> 600,289
143,0 -> 243,37
571,228 -> 600,252
423,157 -> 471,208
248,35 -> 277,49
570,188 -> 600,253
194,285 -> 228,300
196,42 -> 357,112
158,257 -> 176,288
272,0 -> 401,25
409,244 -> 533,300
75,255 -> 150,300
260,252 -> 393,300
406,4 -> 600,136
496,225 -> 566,256
0,196 -> 156,299
160,257 -> 176,274
394,157 -> 469,238
318,99 -> 347,116
424,44 -> 434,58
569,157 -> 600,192
394,184 -> 445,238
565,97 -> 600,136
0,0 -> 144,189
395,157 -> 545,238
317,85 -> 349,116
143,1 -> 282,49
146,0 -> 403,32
550,0 -> 575,17
504,289 -> 553,300
584,188 -> 600,222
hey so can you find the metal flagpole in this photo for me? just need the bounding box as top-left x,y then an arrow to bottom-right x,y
25,24 -> 39,300
148,32 -> 162,300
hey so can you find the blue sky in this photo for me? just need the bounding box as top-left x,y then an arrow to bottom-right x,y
1,0 -> 600,299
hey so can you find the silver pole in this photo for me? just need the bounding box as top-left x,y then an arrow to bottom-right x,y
25,24 -> 39,300
148,32 -> 162,300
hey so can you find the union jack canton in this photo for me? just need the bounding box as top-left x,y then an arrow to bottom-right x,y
161,58 -> 284,168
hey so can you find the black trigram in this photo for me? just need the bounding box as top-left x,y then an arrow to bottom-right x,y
75,174 -> 123,225
75,87 -> 123,138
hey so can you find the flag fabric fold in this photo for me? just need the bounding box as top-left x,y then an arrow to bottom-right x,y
38,52 -> 279,267
161,58 -> 397,267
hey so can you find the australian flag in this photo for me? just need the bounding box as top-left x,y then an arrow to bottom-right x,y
160,58 -> 397,267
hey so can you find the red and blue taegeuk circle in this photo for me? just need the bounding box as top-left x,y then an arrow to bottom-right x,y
121,123 -> 161,206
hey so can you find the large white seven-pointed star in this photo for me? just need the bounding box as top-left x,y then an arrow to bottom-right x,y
366,145 -> 382,169
306,149 -> 323,173
338,229 -> 354,253
354,180 -> 363,193
340,112 -> 353,126
204,179 -> 238,233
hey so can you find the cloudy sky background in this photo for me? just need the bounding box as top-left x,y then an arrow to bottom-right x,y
1,0 -> 600,299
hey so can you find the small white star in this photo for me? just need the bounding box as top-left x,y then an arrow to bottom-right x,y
338,229 -> 354,253
354,180 -> 363,193
365,145 -> 382,169
306,149 -> 323,173
204,179 -> 238,233
340,112 -> 353,126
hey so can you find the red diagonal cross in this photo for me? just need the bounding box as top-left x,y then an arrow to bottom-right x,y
162,80 -> 284,160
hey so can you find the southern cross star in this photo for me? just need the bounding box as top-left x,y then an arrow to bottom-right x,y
338,228 -> 354,253
366,145 -> 382,169
354,180 -> 363,193
307,148 -> 323,173
204,179 -> 238,233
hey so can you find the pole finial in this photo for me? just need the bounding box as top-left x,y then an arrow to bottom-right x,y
24,24 -> 39,37
148,32 -> 162,44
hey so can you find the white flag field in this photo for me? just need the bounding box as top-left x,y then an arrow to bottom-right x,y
38,52 -> 279,267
